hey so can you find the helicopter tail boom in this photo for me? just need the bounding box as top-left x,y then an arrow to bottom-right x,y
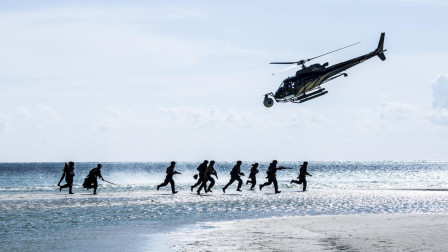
375,32 -> 386,61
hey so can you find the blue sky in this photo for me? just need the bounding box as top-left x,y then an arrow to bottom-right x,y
0,0 -> 447,161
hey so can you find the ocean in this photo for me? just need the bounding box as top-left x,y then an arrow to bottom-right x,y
1,161 -> 448,251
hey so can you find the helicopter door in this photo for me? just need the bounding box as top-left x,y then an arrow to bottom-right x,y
285,80 -> 294,94
290,80 -> 297,92
297,78 -> 310,95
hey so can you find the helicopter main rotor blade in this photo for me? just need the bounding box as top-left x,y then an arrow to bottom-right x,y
270,41 -> 359,67
272,64 -> 299,75
269,61 -> 299,64
306,41 -> 360,62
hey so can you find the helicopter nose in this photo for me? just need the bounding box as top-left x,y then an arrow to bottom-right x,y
273,90 -> 282,99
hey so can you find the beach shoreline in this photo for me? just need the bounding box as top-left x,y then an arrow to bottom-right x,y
169,213 -> 448,251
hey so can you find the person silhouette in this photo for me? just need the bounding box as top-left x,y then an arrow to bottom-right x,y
246,163 -> 259,190
191,160 -> 208,192
57,161 -> 75,194
259,160 -> 289,194
291,161 -> 312,191
222,161 -> 245,193
83,163 -> 104,194
157,161 -> 181,194
197,160 -> 218,194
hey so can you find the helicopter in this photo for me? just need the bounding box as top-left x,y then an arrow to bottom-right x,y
264,32 -> 386,107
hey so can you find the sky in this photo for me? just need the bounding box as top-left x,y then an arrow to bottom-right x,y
0,0 -> 447,162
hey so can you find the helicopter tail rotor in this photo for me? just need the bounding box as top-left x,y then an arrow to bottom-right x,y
375,32 -> 387,61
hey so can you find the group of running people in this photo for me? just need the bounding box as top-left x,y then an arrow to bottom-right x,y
159,160 -> 312,195
58,160 -> 312,195
57,162 -> 104,194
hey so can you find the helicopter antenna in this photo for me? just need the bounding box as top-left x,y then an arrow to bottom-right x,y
270,41 -> 360,74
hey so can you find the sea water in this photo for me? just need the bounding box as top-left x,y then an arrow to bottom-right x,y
1,161 -> 448,251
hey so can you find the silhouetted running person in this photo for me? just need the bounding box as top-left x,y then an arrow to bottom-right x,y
58,161 -> 75,194
222,161 -> 245,193
157,161 -> 181,194
198,160 -> 218,194
191,160 -> 208,192
246,163 -> 259,190
291,161 -> 312,191
83,164 -> 104,194
259,160 -> 290,194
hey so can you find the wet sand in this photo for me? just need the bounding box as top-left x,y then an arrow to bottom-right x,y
170,214 -> 448,251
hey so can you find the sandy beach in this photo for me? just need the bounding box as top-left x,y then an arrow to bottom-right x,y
170,214 -> 448,251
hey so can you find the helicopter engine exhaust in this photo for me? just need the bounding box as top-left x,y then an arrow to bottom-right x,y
264,95 -> 274,108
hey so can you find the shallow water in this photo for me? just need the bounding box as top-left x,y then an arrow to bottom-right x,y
1,161 -> 447,194
1,161 -> 448,251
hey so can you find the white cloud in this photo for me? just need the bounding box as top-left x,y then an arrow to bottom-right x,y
429,108 -> 448,126
36,103 -> 59,116
426,73 -> 448,126
89,106 -> 149,132
379,100 -> 421,121
341,109 -> 383,136
40,136 -> 55,145
0,104 -> 64,133
0,5 -> 207,24
273,107 -> 330,128
376,95 -> 448,131
35,103 -> 63,124
15,106 -> 31,117
102,106 -> 124,118
0,5 -> 250,87
158,107 -> 254,129
361,74 -> 448,128
157,106 -> 329,129
432,73 -> 448,109
90,106 -> 124,131
0,115 -> 9,132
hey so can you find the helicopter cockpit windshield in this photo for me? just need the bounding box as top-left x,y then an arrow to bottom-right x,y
275,79 -> 295,99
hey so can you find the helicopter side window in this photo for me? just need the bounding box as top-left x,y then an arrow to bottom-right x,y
284,81 -> 294,94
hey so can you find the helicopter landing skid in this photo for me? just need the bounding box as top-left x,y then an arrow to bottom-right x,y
273,88 -> 328,104
264,86 -> 329,106
297,90 -> 328,103
292,88 -> 328,103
